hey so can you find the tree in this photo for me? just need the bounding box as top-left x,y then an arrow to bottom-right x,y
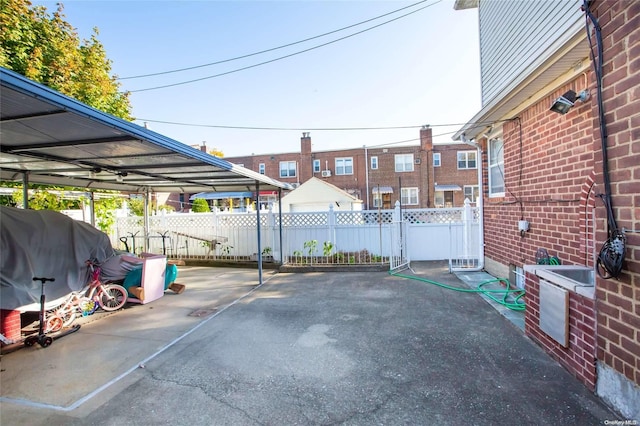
191,198 -> 210,213
0,0 -> 132,120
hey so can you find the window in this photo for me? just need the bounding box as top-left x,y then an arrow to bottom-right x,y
371,156 -> 378,170
395,154 -> 414,172
489,138 -> 505,196
433,153 -> 441,167
457,151 -> 477,169
313,159 -> 321,173
463,185 -> 479,203
434,191 -> 454,208
259,163 -> 265,175
401,187 -> 419,205
335,157 -> 353,175
373,193 -> 382,208
279,161 -> 296,178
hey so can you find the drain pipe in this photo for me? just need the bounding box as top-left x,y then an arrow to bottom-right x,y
460,134 -> 485,271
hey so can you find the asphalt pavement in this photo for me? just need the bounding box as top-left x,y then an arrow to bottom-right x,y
0,262 -> 622,425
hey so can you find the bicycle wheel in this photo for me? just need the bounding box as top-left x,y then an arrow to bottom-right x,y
97,284 -> 128,311
51,306 -> 76,328
45,314 -> 64,333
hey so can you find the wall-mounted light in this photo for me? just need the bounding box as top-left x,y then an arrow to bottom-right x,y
550,90 -> 590,114
116,171 -> 128,182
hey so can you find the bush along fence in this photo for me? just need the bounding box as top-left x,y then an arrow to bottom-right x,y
112,200 -> 480,267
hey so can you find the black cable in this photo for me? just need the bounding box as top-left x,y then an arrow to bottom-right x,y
120,0 -> 434,80
134,119 -> 502,131
129,1 -> 440,93
583,0 -> 625,279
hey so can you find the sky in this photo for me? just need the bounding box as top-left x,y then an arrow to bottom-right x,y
34,0 -> 482,157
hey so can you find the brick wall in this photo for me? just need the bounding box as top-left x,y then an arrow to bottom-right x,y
483,79 -> 595,269
592,0 -> 640,388
1,309 -> 21,343
482,0 -> 639,393
525,274 -> 597,390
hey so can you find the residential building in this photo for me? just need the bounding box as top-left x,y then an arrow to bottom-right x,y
217,127 -> 478,211
454,0 -> 639,418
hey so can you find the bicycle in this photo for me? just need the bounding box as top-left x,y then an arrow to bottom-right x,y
51,259 -> 128,327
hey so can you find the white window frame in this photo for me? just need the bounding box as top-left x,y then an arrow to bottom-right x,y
372,192 -> 382,208
401,187 -> 419,205
433,153 -> 441,167
313,159 -> 321,173
279,161 -> 297,178
395,154 -> 414,172
259,163 -> 265,175
457,151 -> 477,169
335,157 -> 353,175
489,138 -> 505,197
371,156 -> 378,170
463,185 -> 479,203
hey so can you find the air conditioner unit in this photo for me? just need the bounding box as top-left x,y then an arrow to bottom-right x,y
321,170 -> 332,177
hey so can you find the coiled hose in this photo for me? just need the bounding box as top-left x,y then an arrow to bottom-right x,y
389,271 -> 526,312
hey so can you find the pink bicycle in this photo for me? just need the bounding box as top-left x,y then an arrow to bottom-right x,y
50,259 -> 128,327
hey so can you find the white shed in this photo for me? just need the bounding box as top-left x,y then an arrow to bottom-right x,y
277,177 -> 363,213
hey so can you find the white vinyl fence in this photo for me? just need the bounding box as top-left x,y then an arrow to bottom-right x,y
112,200 -> 480,268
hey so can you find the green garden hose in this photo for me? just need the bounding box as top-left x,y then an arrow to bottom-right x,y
389,271 -> 526,312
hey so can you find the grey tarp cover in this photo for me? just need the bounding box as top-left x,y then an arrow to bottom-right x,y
0,206 -> 115,311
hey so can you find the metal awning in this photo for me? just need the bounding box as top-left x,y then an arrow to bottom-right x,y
0,67 -> 291,194
435,185 -> 462,191
189,191 -> 253,201
372,186 -> 393,194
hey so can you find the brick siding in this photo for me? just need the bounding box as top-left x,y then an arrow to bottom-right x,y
482,0 -> 639,390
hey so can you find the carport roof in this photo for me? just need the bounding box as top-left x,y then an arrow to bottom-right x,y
0,67 -> 292,194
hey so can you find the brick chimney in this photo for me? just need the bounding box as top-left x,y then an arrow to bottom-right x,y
200,141 -> 207,152
300,132 -> 313,182
420,125 -> 432,151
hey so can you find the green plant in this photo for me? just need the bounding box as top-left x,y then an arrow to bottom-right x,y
303,240 -> 318,256
262,247 -> 272,256
219,244 -> 232,255
335,252 -> 345,263
349,256 -> 356,264
322,241 -> 334,257
293,250 -> 302,257
191,198 -> 210,213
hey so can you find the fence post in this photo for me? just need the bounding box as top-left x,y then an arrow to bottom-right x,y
462,198 -> 471,266
328,204 -> 336,250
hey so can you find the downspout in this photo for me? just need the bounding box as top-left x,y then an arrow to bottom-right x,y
461,134 -> 485,271
364,145 -> 370,209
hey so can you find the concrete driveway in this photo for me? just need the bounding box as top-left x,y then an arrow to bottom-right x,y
0,263 -> 620,425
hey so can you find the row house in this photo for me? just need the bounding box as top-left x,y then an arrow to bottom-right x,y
215,126 -> 478,211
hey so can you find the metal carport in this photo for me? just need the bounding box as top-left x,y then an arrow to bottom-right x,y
0,67 -> 291,283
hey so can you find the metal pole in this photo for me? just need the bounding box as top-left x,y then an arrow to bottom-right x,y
364,145 -> 370,209
256,181 -> 262,285
22,172 -> 29,209
278,188 -> 283,264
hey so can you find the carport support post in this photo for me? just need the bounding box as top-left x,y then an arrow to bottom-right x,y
22,172 -> 29,209
143,189 -> 150,253
278,188 -> 283,264
255,181 -> 263,285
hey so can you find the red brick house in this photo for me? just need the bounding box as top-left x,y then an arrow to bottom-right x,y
218,127 -> 479,211
454,0 -> 639,418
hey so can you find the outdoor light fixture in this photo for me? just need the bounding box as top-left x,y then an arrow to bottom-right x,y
550,90 -> 590,114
